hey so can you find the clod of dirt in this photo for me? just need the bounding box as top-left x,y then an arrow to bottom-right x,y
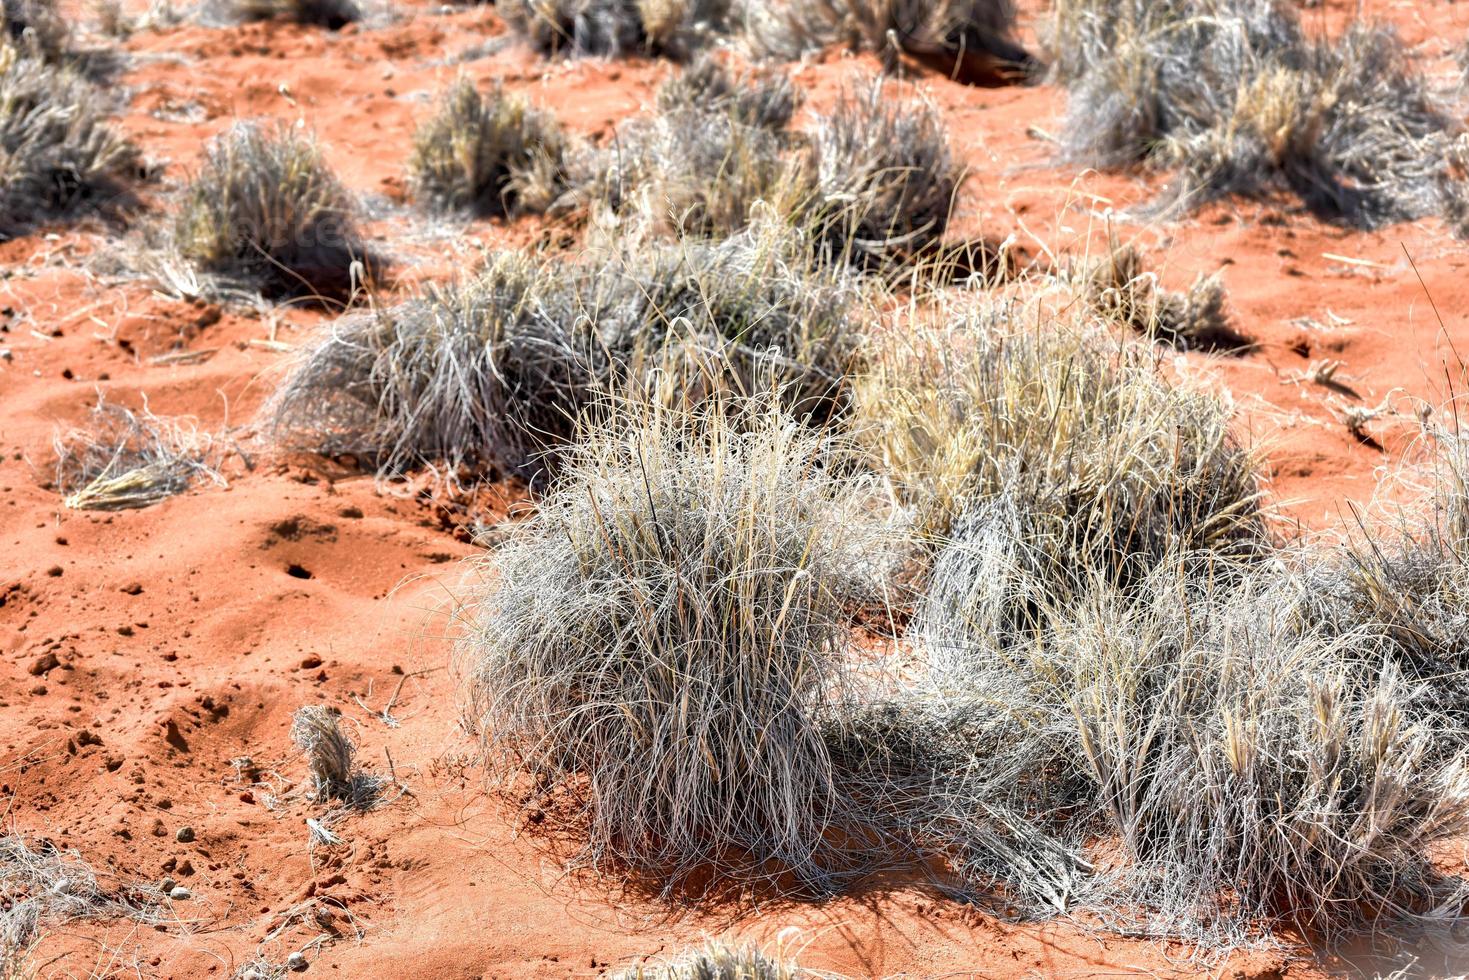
29,651 -> 60,675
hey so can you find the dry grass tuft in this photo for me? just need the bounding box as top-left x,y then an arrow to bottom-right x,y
655,51 -> 800,130
172,122 -> 373,300
499,0 -> 727,59
54,398 -> 225,511
855,296 -> 1264,544
224,0 -> 360,28
619,941 -> 801,979
918,548 -> 1469,941
1,0 -> 68,63
745,0 -> 1032,82
1051,0 -> 1469,228
291,706 -> 356,803
1083,237 -> 1250,352
805,78 -> 962,266
270,219 -> 861,482
0,40 -> 138,235
1,832 -> 162,975
408,78 -> 568,216
458,398 -> 893,892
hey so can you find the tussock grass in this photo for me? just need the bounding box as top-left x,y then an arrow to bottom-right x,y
805,78 -> 962,266
1305,431 -> 1469,722
1051,0 -> 1469,228
172,122 -> 373,300
1083,236 -> 1249,352
408,78 -> 567,216
918,548 -> 1469,941
620,941 -> 800,979
1,833 -> 162,975
291,706 -> 357,804
458,399 -> 892,891
270,219 -> 861,482
746,0 -> 1032,81
855,296 -> 1264,544
0,41 -> 138,235
656,51 -> 799,131
54,398 -> 225,511
223,0 -> 360,28
2,0 -> 67,63
499,0 -> 727,59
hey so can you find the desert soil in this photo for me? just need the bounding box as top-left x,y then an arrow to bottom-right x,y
3,0 -> 1468,976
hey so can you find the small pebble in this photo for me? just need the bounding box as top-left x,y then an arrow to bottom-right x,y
168,886 -> 191,901
287,951 -> 308,972
159,877 -> 176,893
175,826 -> 195,843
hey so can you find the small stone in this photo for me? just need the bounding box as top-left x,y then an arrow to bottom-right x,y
159,877 -> 176,893
175,826 -> 194,843
287,951 -> 308,972
168,886 -> 191,901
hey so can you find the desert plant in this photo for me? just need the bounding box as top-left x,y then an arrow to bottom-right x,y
855,298 -> 1264,545
656,51 -> 800,131
917,547 -> 1469,941
499,0 -> 727,59
619,941 -> 800,979
804,78 -> 962,266
458,399 -> 893,891
408,78 -> 568,216
0,41 -> 138,235
172,122 -> 372,300
271,220 -> 862,481
1303,431 -> 1469,722
1051,0 -> 1469,228
53,398 -> 226,510
1,0 -> 67,62
222,0 -> 360,28
1083,237 -> 1249,352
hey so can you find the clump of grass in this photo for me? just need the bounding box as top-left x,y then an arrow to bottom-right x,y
918,547 -> 1469,942
855,297 -> 1264,544
1304,431 -> 1469,722
54,398 -> 225,511
0,41 -> 138,235
2,0 -> 68,62
1051,0 -> 1469,227
805,78 -> 962,266
408,78 -> 567,216
458,398 -> 893,892
291,706 -> 357,804
619,941 -> 800,979
1,833 -> 161,975
655,51 -> 799,130
1083,237 -> 1249,352
499,0 -> 727,59
172,122 -> 373,300
223,0 -> 360,28
270,219 -> 861,482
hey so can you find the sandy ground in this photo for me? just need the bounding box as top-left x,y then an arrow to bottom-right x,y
3,0 -> 1469,975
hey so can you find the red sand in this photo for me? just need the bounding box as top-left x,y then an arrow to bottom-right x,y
2,0 -> 1467,975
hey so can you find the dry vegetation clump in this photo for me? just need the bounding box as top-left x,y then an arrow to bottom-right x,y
745,0 -> 1033,83
457,400 -> 893,892
655,51 -> 800,131
1303,432 -> 1469,722
172,122 -> 373,300
917,549 -> 1469,941
54,398 -> 225,511
1082,238 -> 1250,352
270,220 -> 862,482
408,78 -> 568,216
805,79 -> 962,266
0,40 -> 138,236
618,941 -> 800,979
855,300 -> 1264,545
1,833 -> 160,975
498,0 -> 727,59
1051,0 -> 1469,228
221,0 -> 360,28
1,0 -> 68,63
